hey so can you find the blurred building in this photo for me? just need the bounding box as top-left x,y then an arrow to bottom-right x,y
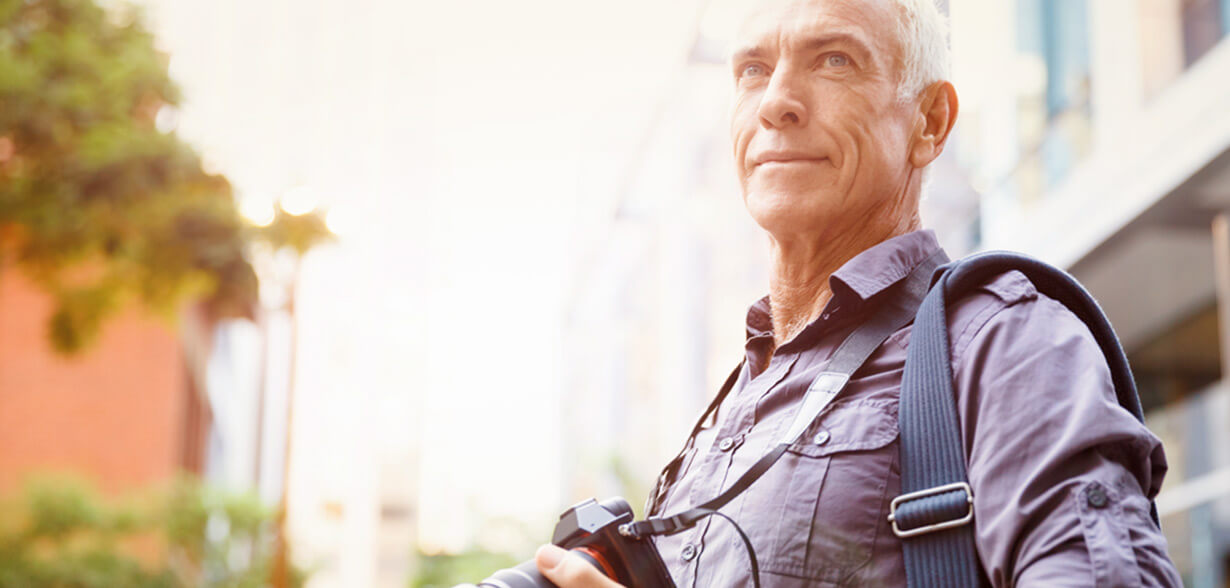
949,0 -> 1230,584
0,249 -> 275,514
559,29 -> 766,507
129,1 -> 427,586
0,264 -> 211,495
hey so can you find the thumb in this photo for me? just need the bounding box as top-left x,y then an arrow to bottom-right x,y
535,544 -> 624,588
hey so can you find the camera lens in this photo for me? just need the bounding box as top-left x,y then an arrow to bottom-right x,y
472,549 -> 605,588
474,559 -> 552,588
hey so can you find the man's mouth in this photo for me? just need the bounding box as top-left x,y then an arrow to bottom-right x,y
752,150 -> 829,168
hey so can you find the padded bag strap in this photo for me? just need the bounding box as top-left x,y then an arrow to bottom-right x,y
898,250 -> 1157,588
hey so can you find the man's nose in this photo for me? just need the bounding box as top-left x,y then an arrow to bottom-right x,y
757,69 -> 808,129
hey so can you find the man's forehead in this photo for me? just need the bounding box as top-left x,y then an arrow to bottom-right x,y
731,0 -> 900,59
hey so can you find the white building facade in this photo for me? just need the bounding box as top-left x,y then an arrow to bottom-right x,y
950,0 -> 1230,585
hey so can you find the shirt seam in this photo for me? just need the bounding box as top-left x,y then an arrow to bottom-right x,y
949,286 -> 1038,367
950,301 -> 1008,367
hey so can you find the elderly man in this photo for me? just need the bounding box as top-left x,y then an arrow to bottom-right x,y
534,0 -> 1181,586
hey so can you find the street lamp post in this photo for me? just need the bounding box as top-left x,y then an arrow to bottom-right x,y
236,186 -> 333,588
254,188 -> 329,588
270,249 -> 302,588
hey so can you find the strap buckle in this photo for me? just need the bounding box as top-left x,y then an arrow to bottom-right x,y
888,482 -> 974,539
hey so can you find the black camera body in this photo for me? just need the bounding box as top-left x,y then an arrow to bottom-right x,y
471,497 -> 675,588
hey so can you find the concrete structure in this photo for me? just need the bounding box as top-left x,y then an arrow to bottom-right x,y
949,0 -> 1230,585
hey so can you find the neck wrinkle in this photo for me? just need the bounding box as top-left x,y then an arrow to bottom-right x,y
766,205 -> 921,350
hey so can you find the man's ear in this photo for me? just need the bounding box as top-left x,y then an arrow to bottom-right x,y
909,80 -> 959,169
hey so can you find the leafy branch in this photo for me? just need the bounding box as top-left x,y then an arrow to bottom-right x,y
0,0 -> 330,354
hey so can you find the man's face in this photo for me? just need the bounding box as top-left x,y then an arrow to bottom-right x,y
731,0 -> 918,239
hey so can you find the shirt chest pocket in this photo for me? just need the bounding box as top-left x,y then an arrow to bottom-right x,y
733,401 -> 899,586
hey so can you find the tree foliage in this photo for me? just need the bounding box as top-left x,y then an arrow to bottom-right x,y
0,0 -> 330,354
0,475 -> 307,588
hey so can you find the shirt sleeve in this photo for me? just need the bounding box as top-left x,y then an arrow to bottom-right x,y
950,288 -> 1182,587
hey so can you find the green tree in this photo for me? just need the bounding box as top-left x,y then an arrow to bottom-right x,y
0,0 -> 329,354
0,475 -> 307,588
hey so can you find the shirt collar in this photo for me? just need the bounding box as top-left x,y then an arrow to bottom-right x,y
828,229 -> 942,306
745,229 -> 943,345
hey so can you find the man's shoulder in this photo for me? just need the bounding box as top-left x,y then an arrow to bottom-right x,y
945,269 -> 1038,358
944,268 -> 1108,371
967,268 -> 1038,307
888,267 -> 1090,364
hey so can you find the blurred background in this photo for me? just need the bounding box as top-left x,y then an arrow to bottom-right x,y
1,0 -> 1229,586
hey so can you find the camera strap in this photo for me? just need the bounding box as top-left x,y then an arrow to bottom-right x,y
623,249 -> 946,539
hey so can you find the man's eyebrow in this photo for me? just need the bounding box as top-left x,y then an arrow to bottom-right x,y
730,32 -> 877,64
730,45 -> 766,63
800,33 -> 875,60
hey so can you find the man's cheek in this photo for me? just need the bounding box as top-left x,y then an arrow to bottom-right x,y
732,134 -> 753,177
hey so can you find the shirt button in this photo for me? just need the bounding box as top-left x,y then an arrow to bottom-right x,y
812,430 -> 830,445
681,544 -> 697,561
1087,484 -> 1109,509
718,437 -> 735,452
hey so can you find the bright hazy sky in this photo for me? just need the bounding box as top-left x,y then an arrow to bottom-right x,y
139,0 -> 748,552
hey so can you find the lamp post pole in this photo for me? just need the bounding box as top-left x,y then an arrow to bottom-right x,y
246,189 -> 331,588
270,251 -> 302,588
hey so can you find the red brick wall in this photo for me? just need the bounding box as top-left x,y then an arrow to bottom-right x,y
0,265 -> 197,495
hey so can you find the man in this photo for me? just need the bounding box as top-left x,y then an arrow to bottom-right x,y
535,0 -> 1181,585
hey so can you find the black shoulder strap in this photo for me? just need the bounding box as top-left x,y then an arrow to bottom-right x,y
626,249 -> 947,539
645,363 -> 743,517
895,250 -> 1157,588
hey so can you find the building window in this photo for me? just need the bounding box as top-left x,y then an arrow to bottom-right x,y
1182,0 -> 1230,65
1010,0 -> 1094,204
1140,0 -> 1230,98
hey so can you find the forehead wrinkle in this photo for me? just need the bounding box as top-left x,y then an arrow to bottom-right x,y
732,0 -> 904,75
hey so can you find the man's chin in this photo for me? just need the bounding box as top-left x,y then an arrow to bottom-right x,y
743,189 -> 832,235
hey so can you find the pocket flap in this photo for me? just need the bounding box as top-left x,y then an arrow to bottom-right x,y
786,400 -> 898,458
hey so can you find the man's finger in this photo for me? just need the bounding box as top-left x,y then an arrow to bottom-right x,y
534,544 -> 625,588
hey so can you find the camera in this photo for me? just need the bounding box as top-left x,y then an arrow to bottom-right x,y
466,497 -> 675,588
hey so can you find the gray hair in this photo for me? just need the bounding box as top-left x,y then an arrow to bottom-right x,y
890,0 -> 951,104
888,0 -> 951,194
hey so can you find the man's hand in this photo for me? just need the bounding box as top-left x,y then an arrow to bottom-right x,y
534,544 -> 626,588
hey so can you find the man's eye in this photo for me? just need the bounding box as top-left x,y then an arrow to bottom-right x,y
740,63 -> 767,78
824,53 -> 850,68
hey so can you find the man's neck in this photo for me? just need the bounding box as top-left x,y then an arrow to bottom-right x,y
767,217 -> 921,350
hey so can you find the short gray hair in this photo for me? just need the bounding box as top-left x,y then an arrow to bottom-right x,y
890,0 -> 951,104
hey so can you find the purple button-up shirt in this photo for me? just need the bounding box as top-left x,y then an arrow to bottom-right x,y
648,230 -> 1180,587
